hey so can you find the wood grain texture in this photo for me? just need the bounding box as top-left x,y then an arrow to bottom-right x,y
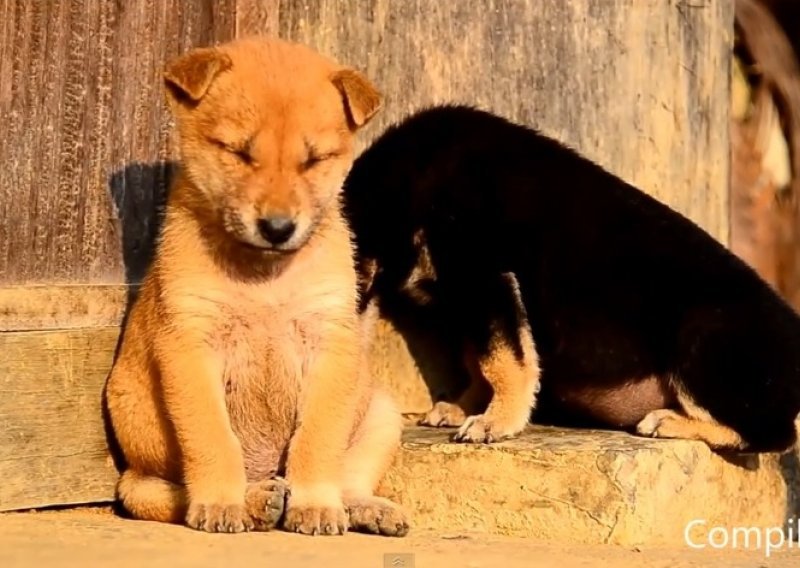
235,0 -> 280,36
0,0 -> 733,287
0,0 -> 236,286
0,328 -> 121,511
0,1 -> 735,290
0,285 -> 132,331
277,0 -> 733,242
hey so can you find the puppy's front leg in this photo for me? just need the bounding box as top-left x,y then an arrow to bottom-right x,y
453,273 -> 541,443
156,336 -> 251,533
284,328 -> 361,536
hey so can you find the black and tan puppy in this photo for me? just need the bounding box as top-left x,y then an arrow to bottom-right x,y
344,105 -> 800,452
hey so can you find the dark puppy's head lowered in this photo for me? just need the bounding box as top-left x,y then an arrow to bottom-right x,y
344,105 -> 527,302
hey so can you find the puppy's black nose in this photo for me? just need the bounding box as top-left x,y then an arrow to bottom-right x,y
257,216 -> 296,245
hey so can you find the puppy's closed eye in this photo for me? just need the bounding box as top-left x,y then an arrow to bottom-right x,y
301,141 -> 342,171
209,137 -> 254,165
302,152 -> 336,170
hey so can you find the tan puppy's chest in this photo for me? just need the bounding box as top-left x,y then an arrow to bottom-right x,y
215,297 -> 319,393
183,270 -> 349,481
220,317 -> 302,480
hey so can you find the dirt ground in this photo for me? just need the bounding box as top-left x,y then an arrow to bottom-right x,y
1,507 -> 798,568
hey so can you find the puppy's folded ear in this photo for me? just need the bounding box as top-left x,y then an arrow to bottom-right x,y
164,47 -> 232,104
332,68 -> 382,129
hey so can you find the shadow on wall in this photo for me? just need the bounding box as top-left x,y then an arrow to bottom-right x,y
103,161 -> 175,481
108,161 -> 176,290
378,292 -> 471,404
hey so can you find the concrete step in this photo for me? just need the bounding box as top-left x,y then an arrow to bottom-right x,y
378,425 -> 797,547
369,317 -> 799,547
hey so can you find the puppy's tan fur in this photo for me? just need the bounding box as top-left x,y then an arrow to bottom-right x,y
106,37 -> 408,537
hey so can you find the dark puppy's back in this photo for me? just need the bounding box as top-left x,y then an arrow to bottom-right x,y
345,105 -> 800,451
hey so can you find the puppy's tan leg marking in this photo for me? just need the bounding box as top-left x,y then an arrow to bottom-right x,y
156,344 -> 251,532
118,471 -> 287,531
420,375 -> 492,428
342,390 -> 410,537
636,385 -> 745,449
454,275 -> 541,443
636,409 -> 745,449
453,333 -> 539,443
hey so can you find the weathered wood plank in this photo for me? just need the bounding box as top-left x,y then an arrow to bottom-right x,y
0,328 -> 120,512
0,285 -> 133,332
0,0 -> 733,286
0,0 -> 237,286
277,0 -> 733,242
0,0 -> 733,285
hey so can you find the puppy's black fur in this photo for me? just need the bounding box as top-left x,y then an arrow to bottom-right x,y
344,105 -> 800,452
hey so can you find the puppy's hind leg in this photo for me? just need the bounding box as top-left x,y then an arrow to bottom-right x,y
117,470 -> 287,531
244,478 -> 289,531
637,332 -> 800,453
636,378 -> 750,450
342,390 -> 410,537
636,408 -> 747,450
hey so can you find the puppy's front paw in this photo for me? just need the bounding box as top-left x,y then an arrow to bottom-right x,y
452,413 -> 520,443
420,401 -> 467,428
346,496 -> 410,537
636,409 -> 684,439
284,504 -> 348,536
245,478 -> 288,531
186,502 -> 254,533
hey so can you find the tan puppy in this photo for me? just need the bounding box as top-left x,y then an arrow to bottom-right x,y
105,37 -> 409,537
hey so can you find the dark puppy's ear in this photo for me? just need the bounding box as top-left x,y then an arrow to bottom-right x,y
332,68 -> 382,129
164,47 -> 232,104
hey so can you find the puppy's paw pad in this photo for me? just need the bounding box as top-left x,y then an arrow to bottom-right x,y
186,502 -> 254,533
420,401 -> 467,428
636,409 -> 683,439
453,414 -> 518,443
347,496 -> 410,537
283,503 -> 348,536
245,478 -> 288,531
